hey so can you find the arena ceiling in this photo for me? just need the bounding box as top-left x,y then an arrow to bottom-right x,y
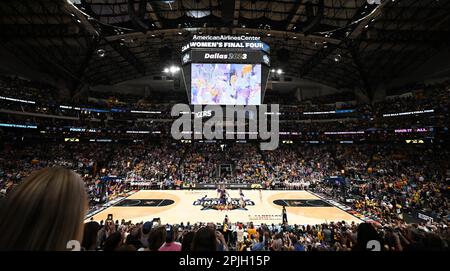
1,0 -> 450,98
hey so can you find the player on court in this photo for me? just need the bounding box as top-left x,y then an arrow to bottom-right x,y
282,206 -> 288,228
226,191 -> 233,210
219,188 -> 226,210
238,188 -> 246,209
199,194 -> 211,209
239,188 -> 244,198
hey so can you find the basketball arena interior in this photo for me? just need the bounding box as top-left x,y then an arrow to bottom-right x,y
0,0 -> 449,253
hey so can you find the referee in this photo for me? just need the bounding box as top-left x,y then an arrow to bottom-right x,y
282,206 -> 288,225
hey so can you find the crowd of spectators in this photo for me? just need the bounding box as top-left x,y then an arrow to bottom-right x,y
312,145 -> 449,224
1,139 -> 448,226
79,217 -> 449,251
263,145 -> 336,189
0,141 -> 183,206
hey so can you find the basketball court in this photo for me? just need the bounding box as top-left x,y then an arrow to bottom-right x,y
87,190 -> 362,225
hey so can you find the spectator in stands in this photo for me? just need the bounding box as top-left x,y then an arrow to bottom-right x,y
140,226 -> 166,251
251,235 -> 265,251
270,233 -> 283,251
291,236 -> 306,251
97,218 -> 117,249
353,223 -> 382,251
159,225 -> 182,251
103,232 -> 123,251
125,225 -> 143,250
236,224 -> 245,250
82,221 -> 100,251
0,167 -> 88,250
140,221 -> 153,248
192,227 -> 217,251
181,231 -> 195,252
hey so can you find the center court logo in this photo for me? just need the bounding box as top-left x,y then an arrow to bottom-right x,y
171,104 -> 280,150
193,197 -> 255,211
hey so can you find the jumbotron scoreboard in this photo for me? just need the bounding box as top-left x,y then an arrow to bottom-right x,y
181,35 -> 271,105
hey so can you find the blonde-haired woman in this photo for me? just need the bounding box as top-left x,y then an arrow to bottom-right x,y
0,167 -> 88,250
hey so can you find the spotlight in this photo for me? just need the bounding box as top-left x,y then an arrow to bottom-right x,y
334,54 -> 342,62
97,49 -> 105,58
165,66 -> 180,74
277,69 -> 283,75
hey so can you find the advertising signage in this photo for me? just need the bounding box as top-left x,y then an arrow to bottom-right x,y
182,35 -> 270,54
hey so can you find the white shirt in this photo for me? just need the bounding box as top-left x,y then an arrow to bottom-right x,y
237,228 -> 244,242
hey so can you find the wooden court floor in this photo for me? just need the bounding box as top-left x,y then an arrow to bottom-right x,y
87,190 -> 362,225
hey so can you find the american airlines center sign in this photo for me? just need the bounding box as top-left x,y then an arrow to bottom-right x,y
182,35 -> 270,53
192,35 -> 262,41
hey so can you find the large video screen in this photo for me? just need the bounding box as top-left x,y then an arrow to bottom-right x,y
191,63 -> 261,105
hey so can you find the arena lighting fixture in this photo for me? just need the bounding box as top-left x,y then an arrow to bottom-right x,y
270,68 -> 283,74
97,49 -> 105,58
164,66 -> 181,74
0,96 -> 35,104
170,66 -> 180,73
334,54 -> 342,62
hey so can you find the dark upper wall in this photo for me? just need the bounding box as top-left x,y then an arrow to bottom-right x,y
386,48 -> 450,89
